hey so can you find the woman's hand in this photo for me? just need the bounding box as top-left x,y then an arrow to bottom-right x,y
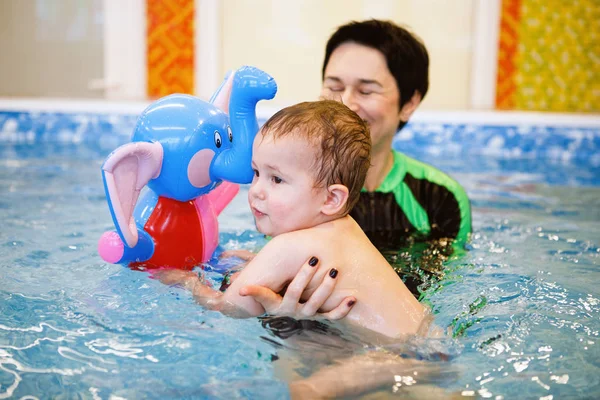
238,257 -> 356,320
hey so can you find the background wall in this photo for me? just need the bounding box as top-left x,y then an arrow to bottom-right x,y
221,0 -> 475,110
0,0 -> 104,98
0,0 -> 597,113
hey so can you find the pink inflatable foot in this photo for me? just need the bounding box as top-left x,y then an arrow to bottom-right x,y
98,231 -> 125,263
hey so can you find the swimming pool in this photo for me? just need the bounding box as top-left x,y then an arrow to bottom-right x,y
1,102 -> 599,399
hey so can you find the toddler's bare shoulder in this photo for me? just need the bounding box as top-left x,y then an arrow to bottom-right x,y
262,230 -> 314,252
270,229 -> 331,254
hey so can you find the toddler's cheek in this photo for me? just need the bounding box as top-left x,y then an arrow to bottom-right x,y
268,200 -> 289,215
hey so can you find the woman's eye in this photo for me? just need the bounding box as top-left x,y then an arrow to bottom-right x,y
272,176 -> 282,184
359,90 -> 373,95
328,87 -> 343,92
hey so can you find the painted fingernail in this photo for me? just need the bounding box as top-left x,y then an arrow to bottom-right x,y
347,300 -> 356,307
309,256 -> 319,267
329,268 -> 338,278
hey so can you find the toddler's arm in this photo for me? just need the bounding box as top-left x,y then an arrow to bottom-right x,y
154,269 -> 257,317
220,249 -> 256,261
153,270 -> 228,310
219,235 -> 302,315
154,236 -> 302,317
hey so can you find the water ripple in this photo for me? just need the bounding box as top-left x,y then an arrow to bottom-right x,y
57,346 -> 116,372
85,335 -> 174,362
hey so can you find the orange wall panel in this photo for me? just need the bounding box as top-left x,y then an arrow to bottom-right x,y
147,0 -> 194,98
495,0 -> 520,110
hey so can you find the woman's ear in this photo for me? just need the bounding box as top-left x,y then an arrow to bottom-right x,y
321,184 -> 349,216
399,91 -> 422,122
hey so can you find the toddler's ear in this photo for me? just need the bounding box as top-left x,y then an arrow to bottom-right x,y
321,184 -> 349,216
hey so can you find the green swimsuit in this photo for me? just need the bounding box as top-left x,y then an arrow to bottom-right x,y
350,151 -> 472,250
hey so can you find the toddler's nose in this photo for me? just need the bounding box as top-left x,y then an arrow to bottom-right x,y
249,180 -> 265,200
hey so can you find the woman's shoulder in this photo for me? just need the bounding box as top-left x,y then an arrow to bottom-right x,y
396,151 -> 461,187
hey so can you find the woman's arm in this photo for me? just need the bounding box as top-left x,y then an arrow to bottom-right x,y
289,351 -> 456,399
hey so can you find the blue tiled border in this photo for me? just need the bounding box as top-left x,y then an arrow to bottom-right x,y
0,111 -> 137,151
1,110 -> 599,166
396,122 -> 600,165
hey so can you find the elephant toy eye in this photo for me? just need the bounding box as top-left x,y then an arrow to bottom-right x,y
214,131 -> 222,148
227,126 -> 233,143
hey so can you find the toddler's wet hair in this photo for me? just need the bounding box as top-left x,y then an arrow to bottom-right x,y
261,100 -> 371,214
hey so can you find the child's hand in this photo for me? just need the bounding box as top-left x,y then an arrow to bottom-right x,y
239,256 -> 356,320
153,269 -> 201,290
153,269 -> 227,311
220,249 -> 256,261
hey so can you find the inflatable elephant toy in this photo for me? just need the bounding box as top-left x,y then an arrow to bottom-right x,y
98,66 -> 277,269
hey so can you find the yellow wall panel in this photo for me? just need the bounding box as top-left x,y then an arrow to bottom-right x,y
497,0 -> 599,112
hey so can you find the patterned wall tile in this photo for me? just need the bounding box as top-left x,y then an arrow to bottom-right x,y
496,0 -> 521,110
496,0 -> 599,112
147,0 -> 194,98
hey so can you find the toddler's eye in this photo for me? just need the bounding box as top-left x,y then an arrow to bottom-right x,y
272,176 -> 282,184
359,90 -> 373,95
253,169 -> 259,177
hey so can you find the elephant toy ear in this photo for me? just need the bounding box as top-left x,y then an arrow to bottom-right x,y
209,70 -> 234,114
101,142 -> 163,248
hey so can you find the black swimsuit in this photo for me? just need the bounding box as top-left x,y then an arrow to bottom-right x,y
351,151 -> 472,296
351,151 -> 471,248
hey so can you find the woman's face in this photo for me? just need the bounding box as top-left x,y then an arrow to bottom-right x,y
321,42 -> 402,153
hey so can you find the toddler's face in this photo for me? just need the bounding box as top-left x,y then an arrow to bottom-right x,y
248,131 -> 327,237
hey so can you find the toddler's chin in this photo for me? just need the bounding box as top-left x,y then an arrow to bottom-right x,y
255,224 -> 270,237
257,227 -> 277,238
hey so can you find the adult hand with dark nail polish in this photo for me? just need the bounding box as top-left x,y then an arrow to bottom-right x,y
239,256 -> 356,320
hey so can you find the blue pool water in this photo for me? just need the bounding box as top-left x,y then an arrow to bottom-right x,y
1,111 -> 599,399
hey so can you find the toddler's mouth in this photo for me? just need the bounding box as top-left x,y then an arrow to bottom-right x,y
251,207 -> 265,218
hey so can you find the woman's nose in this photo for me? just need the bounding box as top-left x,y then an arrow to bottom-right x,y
341,88 -> 360,113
